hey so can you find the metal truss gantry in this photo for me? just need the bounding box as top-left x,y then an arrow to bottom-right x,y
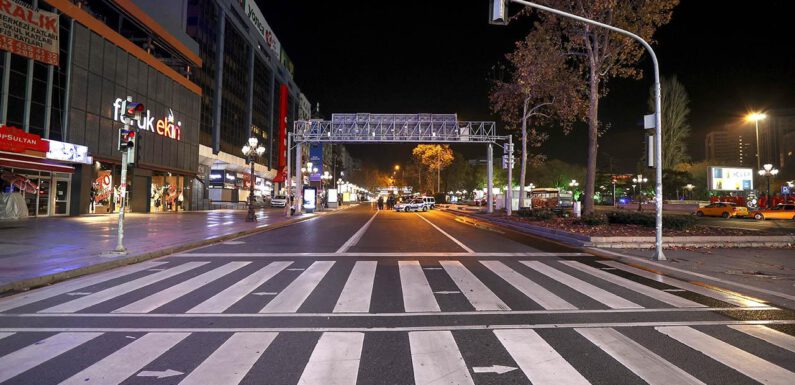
286,113 -> 511,217
292,114 -> 503,144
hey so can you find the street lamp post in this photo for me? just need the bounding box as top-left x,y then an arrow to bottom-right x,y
491,0 -> 667,260
746,113 -> 767,173
632,174 -> 648,211
242,137 -> 266,222
757,164 -> 779,208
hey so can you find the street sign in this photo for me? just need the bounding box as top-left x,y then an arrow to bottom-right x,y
644,113 -> 656,129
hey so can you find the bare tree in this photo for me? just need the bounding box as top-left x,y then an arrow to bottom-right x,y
536,0 -> 680,214
649,75 -> 691,169
490,20 -> 583,207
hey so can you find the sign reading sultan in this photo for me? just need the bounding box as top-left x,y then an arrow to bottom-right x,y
0,0 -> 59,66
113,98 -> 182,141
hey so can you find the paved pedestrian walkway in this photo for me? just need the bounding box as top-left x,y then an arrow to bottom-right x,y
0,208 -> 330,292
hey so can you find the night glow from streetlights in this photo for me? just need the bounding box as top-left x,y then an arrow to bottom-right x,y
758,164 -> 779,208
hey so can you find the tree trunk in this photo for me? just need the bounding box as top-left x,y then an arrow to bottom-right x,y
584,68 -> 600,215
437,165 -> 440,194
519,100 -> 528,208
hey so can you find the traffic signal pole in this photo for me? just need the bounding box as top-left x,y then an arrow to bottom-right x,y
113,96 -> 144,254
115,149 -> 128,253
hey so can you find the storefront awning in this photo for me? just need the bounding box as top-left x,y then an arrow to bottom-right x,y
0,151 -> 74,173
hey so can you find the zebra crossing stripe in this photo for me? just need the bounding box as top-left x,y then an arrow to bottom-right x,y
178,332 -> 277,385
728,325 -> 795,353
334,261 -> 378,313
0,262 -> 168,313
187,261 -> 293,313
260,261 -> 335,313
0,332 -> 103,383
599,261 -> 767,308
575,328 -> 704,385
113,262 -> 250,313
480,261 -> 576,310
59,332 -> 189,385
656,326 -> 795,385
297,332 -> 364,385
440,261 -> 510,311
399,261 -> 441,312
494,329 -> 590,385
521,261 -> 642,309
40,262 -> 209,313
0,332 -> 14,340
560,261 -> 705,308
409,331 -> 474,385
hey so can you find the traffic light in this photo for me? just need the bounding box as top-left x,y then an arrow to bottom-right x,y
124,102 -> 145,121
118,129 -> 135,151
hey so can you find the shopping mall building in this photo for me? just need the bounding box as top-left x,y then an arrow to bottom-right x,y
0,0 -> 307,218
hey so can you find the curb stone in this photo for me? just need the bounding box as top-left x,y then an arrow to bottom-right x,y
0,207 -> 354,294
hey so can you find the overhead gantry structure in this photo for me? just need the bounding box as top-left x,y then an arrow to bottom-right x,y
286,113 -> 513,215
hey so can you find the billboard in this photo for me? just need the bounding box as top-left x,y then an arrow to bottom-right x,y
308,143 -> 322,182
0,1 -> 59,65
242,0 -> 281,59
709,167 -> 753,191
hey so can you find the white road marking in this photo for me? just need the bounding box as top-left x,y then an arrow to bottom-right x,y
599,261 -> 768,307
423,267 -> 443,270
1,320 -> 793,333
522,261 -> 642,309
297,332 -> 364,385
222,241 -> 245,245
114,262 -> 250,313
656,326 -> 795,385
65,292 -> 91,296
662,289 -> 687,292
440,261 -> 510,311
576,327 -> 704,385
251,292 -> 279,296
560,261 -> 705,308
148,268 -> 167,272
286,268 -> 305,271
260,261 -> 335,313
187,261 -> 292,313
40,262 -> 208,313
415,213 -> 475,253
590,248 -> 795,303
0,262 -> 168,313
480,260 -> 576,310
178,332 -> 277,385
60,332 -> 189,385
398,261 -> 440,312
137,369 -> 183,379
728,325 -> 795,353
409,331 -> 474,385
174,252 -> 590,258
336,210 -> 379,253
434,291 -> 461,295
472,365 -> 517,374
0,332 -> 14,340
334,261 -> 377,313
494,329 -> 590,385
0,332 -> 103,383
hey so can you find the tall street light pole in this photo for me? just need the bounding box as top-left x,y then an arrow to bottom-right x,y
746,113 -> 766,172
491,0 -> 666,260
242,137 -> 266,222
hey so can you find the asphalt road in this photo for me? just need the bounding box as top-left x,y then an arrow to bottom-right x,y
0,204 -> 793,384
694,215 -> 795,232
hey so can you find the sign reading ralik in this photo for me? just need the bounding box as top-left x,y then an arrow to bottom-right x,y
113,98 -> 182,141
0,0 -> 60,65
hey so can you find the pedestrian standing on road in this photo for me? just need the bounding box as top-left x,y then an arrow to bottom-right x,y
377,196 -> 384,210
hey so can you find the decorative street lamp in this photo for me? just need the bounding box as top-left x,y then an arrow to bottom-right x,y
757,163 -> 779,208
632,174 -> 648,211
745,112 -> 767,172
242,137 -> 266,222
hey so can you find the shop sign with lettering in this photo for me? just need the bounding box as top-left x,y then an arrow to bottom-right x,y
0,125 -> 49,153
242,0 -> 281,59
45,139 -> 92,164
0,0 -> 60,65
112,98 -> 182,140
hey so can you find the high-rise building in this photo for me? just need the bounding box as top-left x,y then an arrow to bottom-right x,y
705,130 -> 754,167
756,109 -> 795,171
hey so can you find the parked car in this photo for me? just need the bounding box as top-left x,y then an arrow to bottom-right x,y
270,195 -> 288,208
394,199 -> 427,212
695,202 -> 749,218
750,204 -> 795,220
420,196 -> 436,209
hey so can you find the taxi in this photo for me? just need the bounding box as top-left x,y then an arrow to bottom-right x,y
695,202 -> 749,218
751,204 -> 795,220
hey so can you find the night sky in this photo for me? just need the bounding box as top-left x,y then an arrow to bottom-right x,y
258,1 -> 795,172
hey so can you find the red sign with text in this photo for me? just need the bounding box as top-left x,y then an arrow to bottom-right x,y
0,125 -> 49,153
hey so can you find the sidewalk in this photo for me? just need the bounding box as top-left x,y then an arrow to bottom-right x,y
0,207 -> 339,293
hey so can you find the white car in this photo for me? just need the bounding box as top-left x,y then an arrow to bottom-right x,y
394,199 -> 427,212
420,196 -> 436,209
270,195 -> 288,208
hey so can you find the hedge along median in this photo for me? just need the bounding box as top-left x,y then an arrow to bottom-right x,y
443,207 -> 794,249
